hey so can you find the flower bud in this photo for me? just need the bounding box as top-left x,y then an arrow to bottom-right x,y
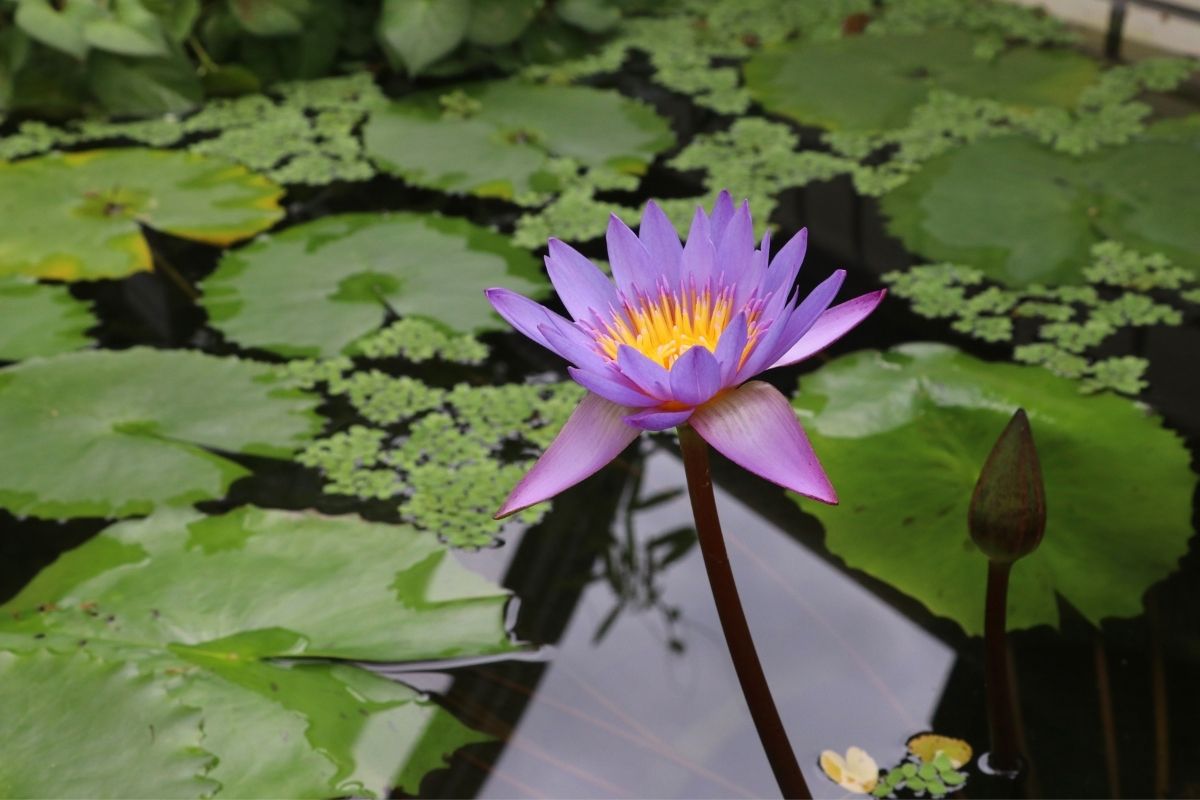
969,408 -> 1046,563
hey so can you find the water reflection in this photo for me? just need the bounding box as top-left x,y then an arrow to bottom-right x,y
441,443 -> 957,799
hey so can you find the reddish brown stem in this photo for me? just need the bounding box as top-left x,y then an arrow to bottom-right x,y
984,560 -> 1021,775
677,425 -> 811,800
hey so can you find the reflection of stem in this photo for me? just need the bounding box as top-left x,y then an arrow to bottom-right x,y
1093,633 -> 1121,798
984,560 -> 1021,774
1149,592 -> 1170,798
153,252 -> 199,301
677,425 -> 811,800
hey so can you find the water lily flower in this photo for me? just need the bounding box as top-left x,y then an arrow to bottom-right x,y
486,191 -> 884,518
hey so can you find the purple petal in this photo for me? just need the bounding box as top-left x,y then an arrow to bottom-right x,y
617,345 -> 671,399
715,201 -> 755,302
568,366 -> 660,408
689,381 -> 837,504
638,201 -> 682,286
771,290 -> 886,368
738,269 -> 846,379
545,238 -> 618,323
708,190 -> 735,247
495,393 -> 640,519
486,288 -> 589,360
761,227 -> 808,320
539,323 -> 609,373
668,345 -> 722,406
680,206 -> 716,288
607,214 -> 656,297
713,312 -> 748,385
733,229 -> 771,308
625,407 -> 694,431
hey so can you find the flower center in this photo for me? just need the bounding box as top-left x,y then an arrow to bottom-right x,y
595,284 -> 754,369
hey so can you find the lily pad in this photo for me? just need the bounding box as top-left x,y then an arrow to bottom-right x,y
362,79 -> 674,204
0,278 -> 94,360
201,213 -> 548,358
0,348 -> 321,519
0,149 -> 283,282
0,505 -> 514,797
880,129 -> 1200,285
743,29 -> 1099,134
790,344 -> 1194,635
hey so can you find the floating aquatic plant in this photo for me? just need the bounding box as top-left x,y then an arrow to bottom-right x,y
0,506 -> 513,797
883,243 -> 1196,395
0,278 -> 95,360
0,348 -> 321,519
201,212 -> 548,358
791,344 -> 1195,636
0,149 -> 283,281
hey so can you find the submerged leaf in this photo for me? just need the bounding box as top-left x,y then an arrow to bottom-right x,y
0,506 -> 513,797
791,344 -> 1194,635
0,348 -> 321,519
0,149 -> 282,281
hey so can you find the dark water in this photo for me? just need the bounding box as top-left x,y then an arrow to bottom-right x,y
2,53 -> 1199,800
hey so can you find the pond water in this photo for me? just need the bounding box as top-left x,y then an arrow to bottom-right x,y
1,3 -> 1198,799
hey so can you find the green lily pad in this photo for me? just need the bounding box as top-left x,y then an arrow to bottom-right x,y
201,212 -> 548,358
791,344 -> 1194,635
0,348 -> 321,519
362,79 -> 674,204
0,505 -> 514,797
880,128 -> 1200,285
744,29 -> 1098,134
0,149 -> 283,282
0,278 -> 94,360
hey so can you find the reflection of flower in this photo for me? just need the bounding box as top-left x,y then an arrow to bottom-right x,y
819,746 -> 879,794
486,191 -> 884,518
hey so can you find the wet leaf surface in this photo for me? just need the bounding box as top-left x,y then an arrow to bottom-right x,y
201,212 -> 548,358
0,348 -> 321,519
791,344 -> 1195,635
0,505 -> 513,798
0,149 -> 282,281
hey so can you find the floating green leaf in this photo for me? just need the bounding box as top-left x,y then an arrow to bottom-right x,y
0,348 -> 320,519
744,30 -> 1098,134
880,130 -> 1200,286
0,279 -> 94,360
791,344 -> 1194,635
294,369 -> 584,547
0,505 -> 513,797
0,149 -> 282,282
201,213 -> 547,358
363,79 -> 673,204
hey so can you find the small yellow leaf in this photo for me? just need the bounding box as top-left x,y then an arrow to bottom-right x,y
820,747 -> 878,794
907,733 -> 973,769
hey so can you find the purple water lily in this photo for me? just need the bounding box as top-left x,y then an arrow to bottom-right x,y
486,190 -> 885,518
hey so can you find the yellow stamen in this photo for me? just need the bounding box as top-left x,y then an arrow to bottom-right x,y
595,285 -> 758,369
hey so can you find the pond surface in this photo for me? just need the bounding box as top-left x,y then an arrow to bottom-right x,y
1,5 -> 1198,799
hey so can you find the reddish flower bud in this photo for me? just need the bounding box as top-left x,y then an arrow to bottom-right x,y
969,408 -> 1046,563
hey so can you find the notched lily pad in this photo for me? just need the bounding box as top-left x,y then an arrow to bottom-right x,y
0,506 -> 514,798
0,149 -> 283,281
744,29 -> 1099,134
201,212 -> 548,358
0,348 -> 321,519
791,344 -> 1194,635
363,79 -> 674,204
0,278 -> 94,360
881,126 -> 1200,285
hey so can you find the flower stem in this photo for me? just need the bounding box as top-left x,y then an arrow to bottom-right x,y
677,425 -> 811,800
984,559 -> 1021,775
